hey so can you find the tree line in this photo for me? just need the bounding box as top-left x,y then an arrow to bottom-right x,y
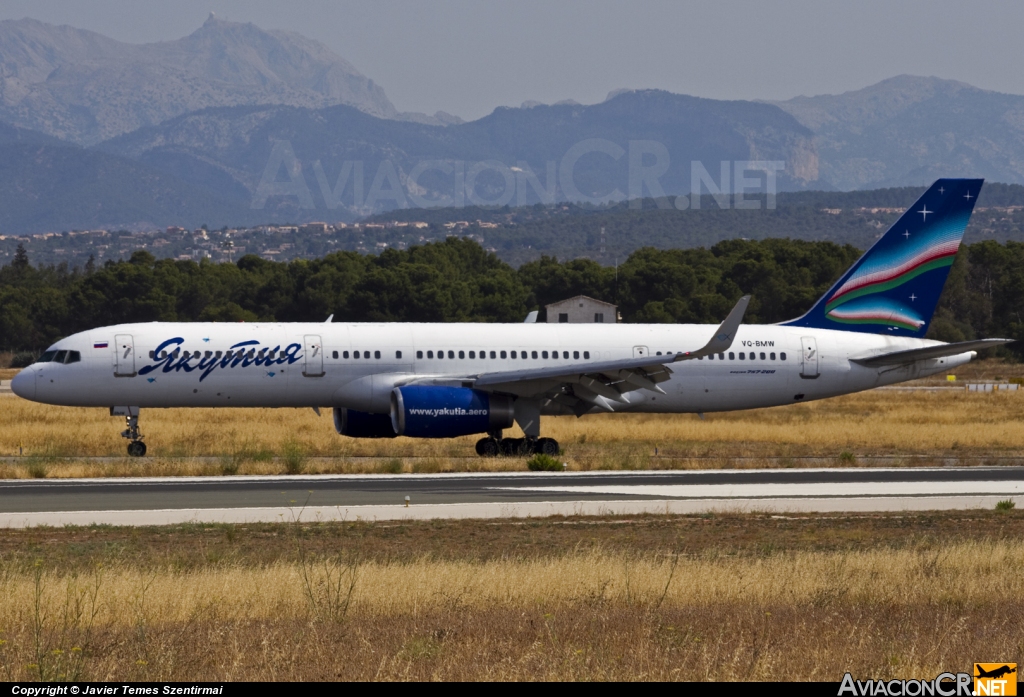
0,237 -> 1021,361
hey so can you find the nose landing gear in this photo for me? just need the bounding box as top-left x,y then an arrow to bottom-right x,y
111,406 -> 146,457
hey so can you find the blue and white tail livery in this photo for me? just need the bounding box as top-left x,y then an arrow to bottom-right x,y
785,179 -> 982,337
10,178 -> 1013,458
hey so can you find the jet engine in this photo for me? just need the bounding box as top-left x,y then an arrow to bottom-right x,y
333,407 -> 397,438
390,386 -> 514,438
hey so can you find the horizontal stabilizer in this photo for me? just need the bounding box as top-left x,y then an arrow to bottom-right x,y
850,338 -> 1013,367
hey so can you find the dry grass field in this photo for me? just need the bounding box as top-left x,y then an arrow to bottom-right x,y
0,512 -> 1020,681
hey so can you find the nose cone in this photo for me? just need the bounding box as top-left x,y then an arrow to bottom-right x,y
10,368 -> 36,400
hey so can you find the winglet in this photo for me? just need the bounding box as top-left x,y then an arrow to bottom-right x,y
325,314 -> 334,323
675,295 -> 749,361
524,310 -> 539,323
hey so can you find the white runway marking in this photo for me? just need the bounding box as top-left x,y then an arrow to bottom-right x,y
493,480 -> 1024,499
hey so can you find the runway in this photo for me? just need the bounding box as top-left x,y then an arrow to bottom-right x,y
0,467 -> 1022,527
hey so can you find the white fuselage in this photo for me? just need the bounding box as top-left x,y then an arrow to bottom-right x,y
13,321 -> 971,415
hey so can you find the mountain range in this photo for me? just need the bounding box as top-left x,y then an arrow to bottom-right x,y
0,17 -> 1023,233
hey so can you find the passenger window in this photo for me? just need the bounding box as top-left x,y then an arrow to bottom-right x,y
510,351 -> 516,359
459,350 -> 465,359
729,352 -> 735,360
417,350 -> 423,359
469,351 -> 475,359
491,351 -> 497,359
563,351 -> 568,359
343,351 -> 349,359
583,351 -> 590,359
656,351 -> 662,356
542,351 -> 548,359
718,353 -> 725,360
54,350 -> 68,363
448,350 -> 454,359
500,351 -> 507,359
396,351 -> 402,359
215,351 -> 222,358
205,351 -> 212,359
739,352 -> 745,360
149,350 -> 155,359
760,352 -> 765,360
708,354 -> 714,360
332,351 -> 338,359
532,351 -> 538,359
437,351 -> 443,360
374,350 -> 381,359
353,351 -> 360,359
573,351 -> 579,359
780,352 -> 787,361
65,351 -> 81,364
427,350 -> 433,359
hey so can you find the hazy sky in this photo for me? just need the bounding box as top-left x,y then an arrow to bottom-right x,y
2,0 -> 1022,120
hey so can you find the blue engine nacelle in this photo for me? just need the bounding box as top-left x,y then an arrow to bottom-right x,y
333,407 -> 398,438
390,386 -> 515,438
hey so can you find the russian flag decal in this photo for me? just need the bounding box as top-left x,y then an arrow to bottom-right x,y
94,342 -> 108,349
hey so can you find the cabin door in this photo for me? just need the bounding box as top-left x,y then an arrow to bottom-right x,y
800,336 -> 819,379
303,335 -> 325,377
114,334 -> 137,377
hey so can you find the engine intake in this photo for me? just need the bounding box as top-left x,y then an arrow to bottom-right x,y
391,386 -> 514,438
333,407 -> 397,438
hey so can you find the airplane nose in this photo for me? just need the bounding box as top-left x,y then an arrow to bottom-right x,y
10,368 -> 36,400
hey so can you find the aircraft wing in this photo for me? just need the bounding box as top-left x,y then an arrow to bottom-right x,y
849,338 -> 1013,367
449,296 -> 750,413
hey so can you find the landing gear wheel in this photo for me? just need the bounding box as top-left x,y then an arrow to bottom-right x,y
127,440 -> 147,457
475,437 -> 499,457
500,438 -> 526,457
536,438 -> 560,457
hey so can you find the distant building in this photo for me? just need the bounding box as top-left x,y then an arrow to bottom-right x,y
545,295 -> 617,323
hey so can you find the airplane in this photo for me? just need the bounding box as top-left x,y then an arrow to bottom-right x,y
10,178 -> 1012,458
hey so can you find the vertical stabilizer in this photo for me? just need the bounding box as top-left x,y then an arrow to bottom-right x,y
783,178 -> 982,337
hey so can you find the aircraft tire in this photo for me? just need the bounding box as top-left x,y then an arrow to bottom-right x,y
476,437 -> 499,457
537,438 -> 559,457
127,441 -> 147,457
500,438 -> 524,456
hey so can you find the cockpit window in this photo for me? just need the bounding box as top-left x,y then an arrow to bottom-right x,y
54,350 -> 68,363
37,350 -> 57,363
65,351 -> 81,364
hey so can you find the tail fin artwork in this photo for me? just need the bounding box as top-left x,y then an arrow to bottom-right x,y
784,178 -> 983,337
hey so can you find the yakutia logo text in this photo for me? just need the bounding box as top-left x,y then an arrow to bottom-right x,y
139,338 -> 303,382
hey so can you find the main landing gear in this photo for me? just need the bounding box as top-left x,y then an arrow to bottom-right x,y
111,406 -> 147,457
475,432 -> 559,458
